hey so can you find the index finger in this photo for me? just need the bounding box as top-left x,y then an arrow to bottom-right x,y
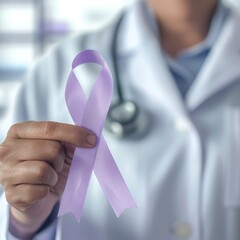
7,121 -> 97,148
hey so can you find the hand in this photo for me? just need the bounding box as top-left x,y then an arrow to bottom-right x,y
0,121 -> 96,238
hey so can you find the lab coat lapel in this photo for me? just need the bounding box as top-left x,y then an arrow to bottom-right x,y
187,11 -> 240,110
139,41 -> 188,118
117,2 -> 187,119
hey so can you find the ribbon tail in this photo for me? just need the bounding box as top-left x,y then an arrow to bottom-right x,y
94,136 -> 137,217
58,147 -> 96,222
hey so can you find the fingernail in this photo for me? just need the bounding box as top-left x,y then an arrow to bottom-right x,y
86,134 -> 97,146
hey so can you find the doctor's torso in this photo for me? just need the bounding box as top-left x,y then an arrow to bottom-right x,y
2,1 -> 240,240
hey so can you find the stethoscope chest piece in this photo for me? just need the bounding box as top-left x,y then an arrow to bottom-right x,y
105,12 -> 149,138
106,100 -> 139,137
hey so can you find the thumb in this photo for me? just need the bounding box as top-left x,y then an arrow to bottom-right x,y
51,143 -> 76,197
63,143 -> 76,165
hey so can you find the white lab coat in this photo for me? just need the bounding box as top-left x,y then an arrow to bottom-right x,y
1,1 -> 240,239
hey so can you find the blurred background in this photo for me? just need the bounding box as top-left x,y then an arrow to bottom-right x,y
0,0 -> 134,123
0,0 -> 239,123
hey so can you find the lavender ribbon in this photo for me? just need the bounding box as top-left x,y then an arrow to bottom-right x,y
58,50 -> 136,222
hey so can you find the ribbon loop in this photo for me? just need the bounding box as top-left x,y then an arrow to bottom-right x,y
58,50 -> 136,222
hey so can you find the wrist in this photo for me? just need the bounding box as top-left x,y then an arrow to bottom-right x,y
9,203 -> 59,240
9,208 -> 48,240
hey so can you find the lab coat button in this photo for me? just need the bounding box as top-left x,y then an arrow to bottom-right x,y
175,118 -> 190,132
171,222 -> 192,239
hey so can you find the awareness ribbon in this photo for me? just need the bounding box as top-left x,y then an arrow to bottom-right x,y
58,49 -> 136,222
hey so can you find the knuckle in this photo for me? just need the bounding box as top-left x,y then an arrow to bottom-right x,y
0,144 -> 10,160
39,122 -> 56,137
47,141 -> 62,160
0,169 -> 8,188
35,163 -> 50,180
21,186 -> 48,206
16,205 -> 32,214
5,186 -> 16,205
0,145 -> 11,186
6,185 -> 48,211
8,123 -> 20,136
34,163 -> 57,186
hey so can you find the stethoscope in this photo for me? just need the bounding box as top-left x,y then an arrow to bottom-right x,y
105,12 -> 141,138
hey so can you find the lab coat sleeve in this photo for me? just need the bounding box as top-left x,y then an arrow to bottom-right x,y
0,192 -> 57,240
0,44 -> 71,240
